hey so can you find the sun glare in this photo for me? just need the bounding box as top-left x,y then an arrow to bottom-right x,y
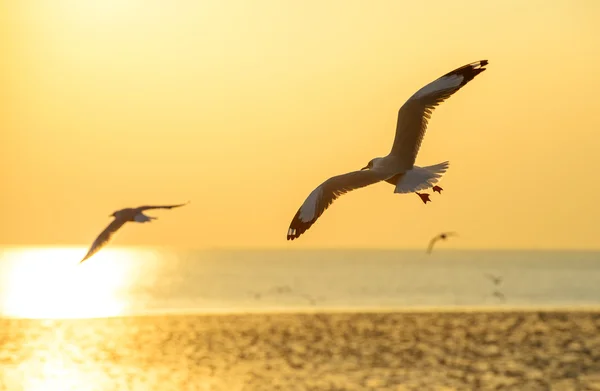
0,247 -> 136,319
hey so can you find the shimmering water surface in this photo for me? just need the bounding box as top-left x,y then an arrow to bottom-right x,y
1,247 -> 600,390
1,247 -> 599,318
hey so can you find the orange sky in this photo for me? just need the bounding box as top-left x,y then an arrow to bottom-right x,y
2,0 -> 600,249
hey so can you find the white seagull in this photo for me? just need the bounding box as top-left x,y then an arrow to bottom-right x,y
287,60 -> 488,240
80,202 -> 189,264
426,231 -> 458,254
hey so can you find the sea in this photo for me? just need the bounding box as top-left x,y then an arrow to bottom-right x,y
1,247 -> 599,318
1,247 -> 599,390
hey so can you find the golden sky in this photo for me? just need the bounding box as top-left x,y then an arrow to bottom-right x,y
2,0 -> 600,249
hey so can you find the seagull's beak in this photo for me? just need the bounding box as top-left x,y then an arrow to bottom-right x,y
360,166 -> 368,171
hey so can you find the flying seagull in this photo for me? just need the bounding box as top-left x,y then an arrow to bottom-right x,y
287,60 -> 488,240
492,290 -> 506,302
484,273 -> 503,285
426,231 -> 458,254
80,202 -> 189,264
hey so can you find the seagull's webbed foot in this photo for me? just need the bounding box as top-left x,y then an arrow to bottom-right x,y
416,192 -> 431,204
432,186 -> 443,194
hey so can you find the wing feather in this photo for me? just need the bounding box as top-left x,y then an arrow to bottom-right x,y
426,236 -> 439,254
287,170 -> 389,240
390,60 -> 488,170
80,219 -> 127,263
137,202 -> 189,211
394,161 -> 449,193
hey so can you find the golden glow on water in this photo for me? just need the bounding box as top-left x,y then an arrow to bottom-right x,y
0,247 -> 136,319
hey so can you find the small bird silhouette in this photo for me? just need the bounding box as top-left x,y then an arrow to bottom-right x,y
299,293 -> 320,306
426,231 -> 458,254
249,291 -> 262,300
80,202 -> 189,264
485,273 -> 503,285
492,290 -> 506,302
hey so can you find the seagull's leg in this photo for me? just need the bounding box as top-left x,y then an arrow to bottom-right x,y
432,186 -> 443,193
416,192 -> 431,204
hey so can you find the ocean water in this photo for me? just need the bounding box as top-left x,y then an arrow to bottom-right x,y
2,247 -> 600,390
0,247 -> 599,319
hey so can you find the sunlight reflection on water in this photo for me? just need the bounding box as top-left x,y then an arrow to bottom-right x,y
0,247 -> 158,319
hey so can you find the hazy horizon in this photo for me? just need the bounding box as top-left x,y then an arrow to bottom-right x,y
3,244 -> 600,252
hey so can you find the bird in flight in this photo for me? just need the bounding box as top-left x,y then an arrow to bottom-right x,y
426,231 -> 458,254
492,290 -> 506,302
484,273 -> 503,286
80,202 -> 189,264
287,60 -> 488,240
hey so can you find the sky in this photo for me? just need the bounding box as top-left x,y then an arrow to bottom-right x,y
2,0 -> 600,250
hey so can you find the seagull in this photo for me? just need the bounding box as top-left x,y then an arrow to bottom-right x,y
484,273 -> 503,285
299,293 -> 319,306
492,290 -> 506,302
287,60 -> 488,240
79,202 -> 189,264
270,285 -> 293,295
426,231 -> 458,254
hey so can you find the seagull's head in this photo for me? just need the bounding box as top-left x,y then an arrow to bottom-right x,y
109,209 -> 125,218
361,157 -> 383,171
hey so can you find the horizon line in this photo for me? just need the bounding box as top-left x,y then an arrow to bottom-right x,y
1,244 -> 600,252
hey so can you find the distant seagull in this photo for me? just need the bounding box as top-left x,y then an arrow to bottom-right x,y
492,290 -> 506,302
79,202 -> 189,264
485,273 -> 503,285
426,231 -> 458,254
270,285 -> 293,295
298,293 -> 320,306
287,60 -> 488,240
249,291 -> 262,300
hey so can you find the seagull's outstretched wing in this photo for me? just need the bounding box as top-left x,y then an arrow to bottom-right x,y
426,231 -> 458,254
136,202 -> 190,211
493,290 -> 506,301
390,60 -> 488,170
426,235 -> 441,254
80,218 -> 127,263
485,273 -> 502,284
287,170 -> 390,240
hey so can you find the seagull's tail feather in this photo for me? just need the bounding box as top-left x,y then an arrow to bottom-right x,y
134,213 -> 157,223
143,216 -> 158,223
394,161 -> 449,194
